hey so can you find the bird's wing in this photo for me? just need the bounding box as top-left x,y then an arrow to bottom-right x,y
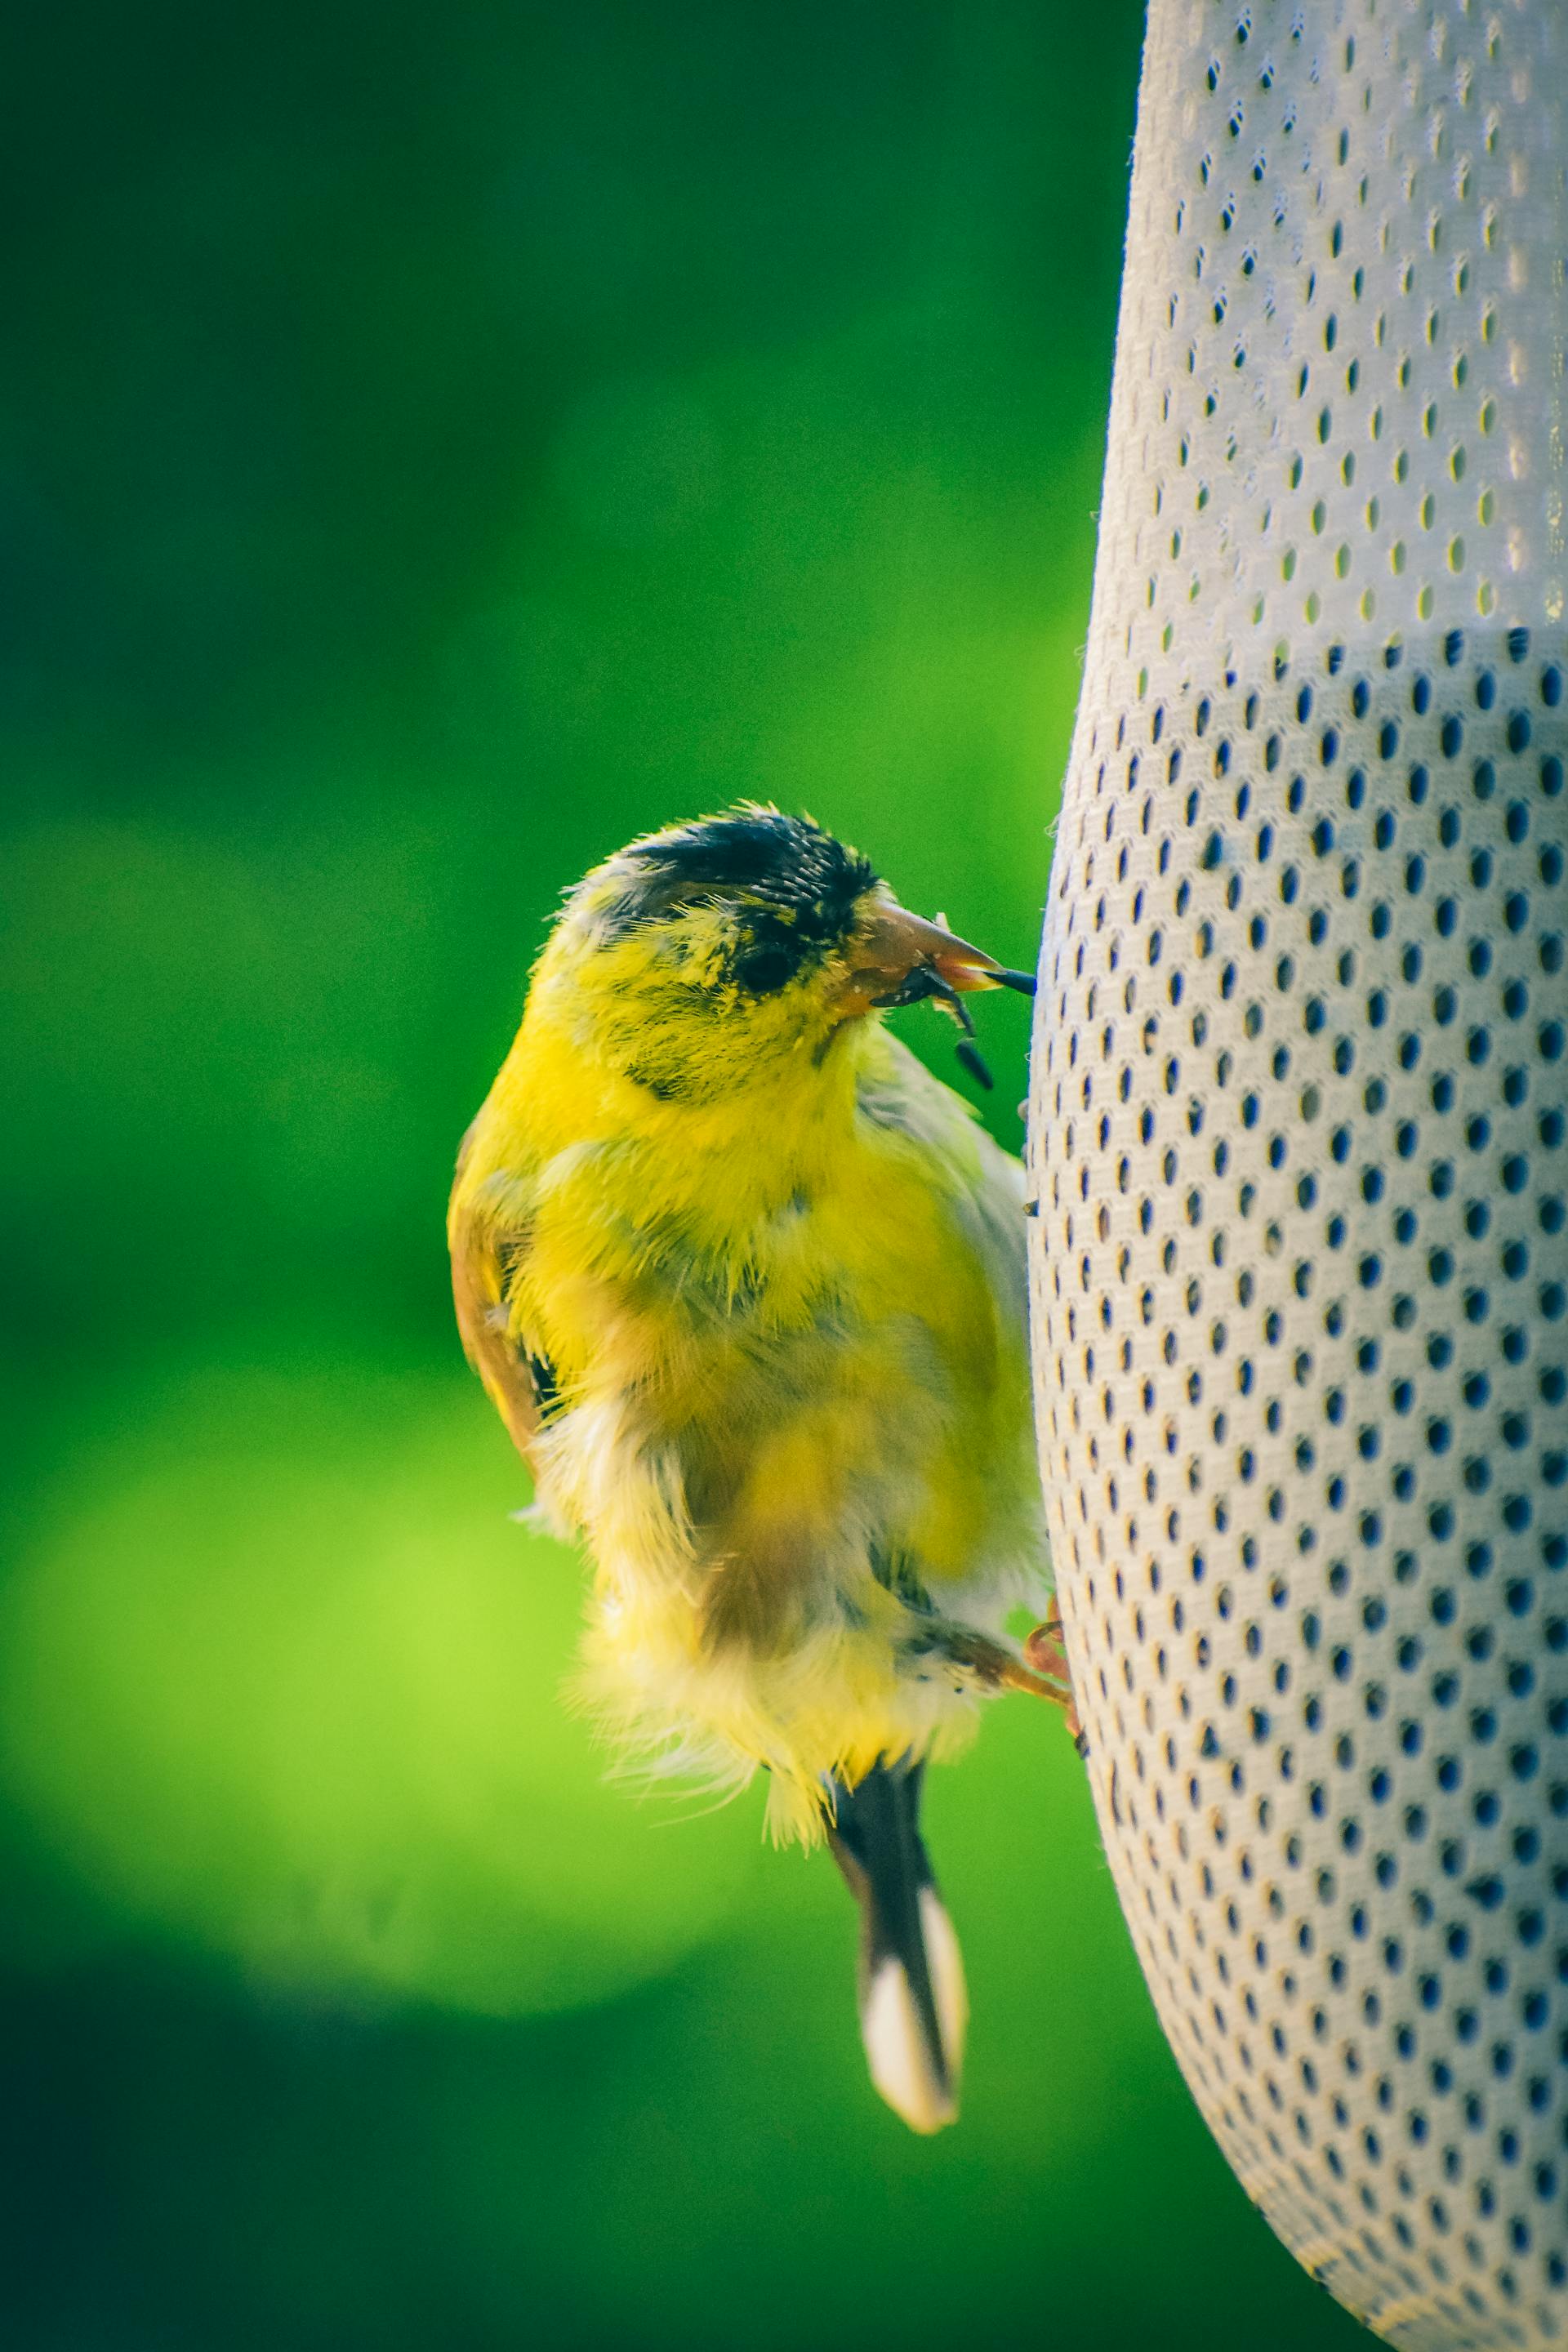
857,1033 -> 1028,1325
448,1122 -> 553,1472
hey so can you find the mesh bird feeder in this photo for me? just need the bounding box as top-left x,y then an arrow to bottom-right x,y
1027,5 -> 1566,2345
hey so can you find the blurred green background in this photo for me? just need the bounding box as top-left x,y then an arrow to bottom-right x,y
1,2 -> 1371,2345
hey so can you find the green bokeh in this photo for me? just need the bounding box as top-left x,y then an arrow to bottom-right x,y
1,1 -> 1371,2345
0,1363 -> 758,2011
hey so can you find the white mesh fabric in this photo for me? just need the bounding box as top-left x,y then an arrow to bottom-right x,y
1027,7 -> 1566,2347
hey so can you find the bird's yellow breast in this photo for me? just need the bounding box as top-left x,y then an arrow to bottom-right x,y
451,956 -> 1045,1838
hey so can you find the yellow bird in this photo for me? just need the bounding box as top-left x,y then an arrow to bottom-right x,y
449,806 -> 1068,2132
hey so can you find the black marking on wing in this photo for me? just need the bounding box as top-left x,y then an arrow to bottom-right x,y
623,1062 -> 687,1101
524,1349 -> 562,1420
870,1543 -> 935,1616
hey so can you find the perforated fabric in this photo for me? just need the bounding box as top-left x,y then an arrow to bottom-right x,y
1027,7 -> 1567,2347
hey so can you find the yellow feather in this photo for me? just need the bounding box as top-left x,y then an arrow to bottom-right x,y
449,815 -> 1049,1850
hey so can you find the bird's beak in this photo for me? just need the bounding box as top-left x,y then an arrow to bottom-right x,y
836,898 -> 1036,1018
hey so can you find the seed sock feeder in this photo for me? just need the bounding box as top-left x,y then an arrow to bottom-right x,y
1027,5 -> 1567,2344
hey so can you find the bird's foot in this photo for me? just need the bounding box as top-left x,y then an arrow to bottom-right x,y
907,1617 -> 1080,1745
1022,1609 -> 1085,1753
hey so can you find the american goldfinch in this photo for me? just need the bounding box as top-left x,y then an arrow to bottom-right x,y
449,807 -> 1068,2132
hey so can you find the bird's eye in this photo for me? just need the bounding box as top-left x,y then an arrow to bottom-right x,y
734,945 -> 795,994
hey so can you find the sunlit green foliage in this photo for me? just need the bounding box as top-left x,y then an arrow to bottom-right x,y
0,1365 -> 759,2010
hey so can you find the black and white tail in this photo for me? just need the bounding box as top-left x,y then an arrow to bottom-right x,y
826,1759 -> 968,2134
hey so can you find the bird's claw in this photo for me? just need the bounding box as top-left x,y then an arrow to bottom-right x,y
929,1613 -> 1084,1752
1023,1611 -> 1084,1751
908,1620 -> 1071,1716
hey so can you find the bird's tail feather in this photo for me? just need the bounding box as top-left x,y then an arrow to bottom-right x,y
826,1759 -> 967,2134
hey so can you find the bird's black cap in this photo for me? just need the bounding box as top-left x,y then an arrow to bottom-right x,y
591,807 -> 879,972
627,807 -> 876,938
